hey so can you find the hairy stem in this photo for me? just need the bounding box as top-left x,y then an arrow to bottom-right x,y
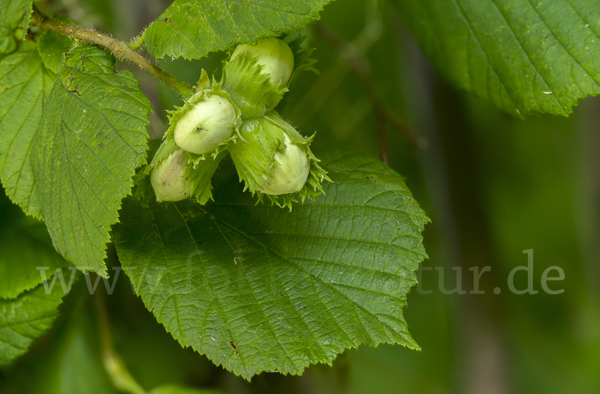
128,31 -> 146,51
30,11 -> 194,98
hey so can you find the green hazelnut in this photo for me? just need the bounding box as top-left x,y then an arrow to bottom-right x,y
229,115 -> 311,196
263,133 -> 310,195
150,148 -> 190,202
231,38 -> 295,89
173,93 -> 237,155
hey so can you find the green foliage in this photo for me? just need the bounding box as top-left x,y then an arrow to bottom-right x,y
0,0 -> 435,387
0,275 -> 68,366
114,150 -> 428,379
33,45 -> 151,277
0,43 -> 54,218
2,0 -> 600,392
0,185 -> 71,368
395,0 -> 600,117
2,299 -> 120,394
0,190 -> 70,299
0,0 -> 33,53
144,0 -> 335,60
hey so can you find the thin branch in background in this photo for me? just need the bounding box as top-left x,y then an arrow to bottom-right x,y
290,0 -> 381,126
313,22 -> 427,151
30,8 -> 194,98
377,117 -> 389,165
94,283 -> 146,394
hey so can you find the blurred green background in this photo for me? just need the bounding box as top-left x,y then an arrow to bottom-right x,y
3,0 -> 600,393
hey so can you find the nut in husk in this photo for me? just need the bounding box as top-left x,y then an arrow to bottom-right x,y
230,38 -> 295,89
172,91 -> 238,155
229,112 -> 330,209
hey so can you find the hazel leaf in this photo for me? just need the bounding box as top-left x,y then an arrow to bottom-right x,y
114,149 -> 429,379
0,43 -> 54,218
0,274 -> 70,366
144,0 -> 335,60
396,0 -> 600,117
33,45 -> 151,277
0,189 -> 71,299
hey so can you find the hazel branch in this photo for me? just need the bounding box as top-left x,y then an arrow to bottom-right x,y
30,10 -> 194,98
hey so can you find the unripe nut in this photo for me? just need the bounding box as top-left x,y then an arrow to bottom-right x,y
173,94 -> 237,155
151,149 -> 190,202
263,134 -> 310,195
231,38 -> 295,89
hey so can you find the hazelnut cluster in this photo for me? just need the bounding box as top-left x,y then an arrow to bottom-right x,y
149,38 -> 328,208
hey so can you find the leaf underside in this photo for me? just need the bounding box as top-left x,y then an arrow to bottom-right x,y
396,0 -> 600,117
114,150 -> 429,379
33,45 -> 151,277
145,0 -> 335,60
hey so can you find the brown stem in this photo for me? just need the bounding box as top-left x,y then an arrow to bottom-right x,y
314,22 -> 427,150
30,10 -> 194,98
